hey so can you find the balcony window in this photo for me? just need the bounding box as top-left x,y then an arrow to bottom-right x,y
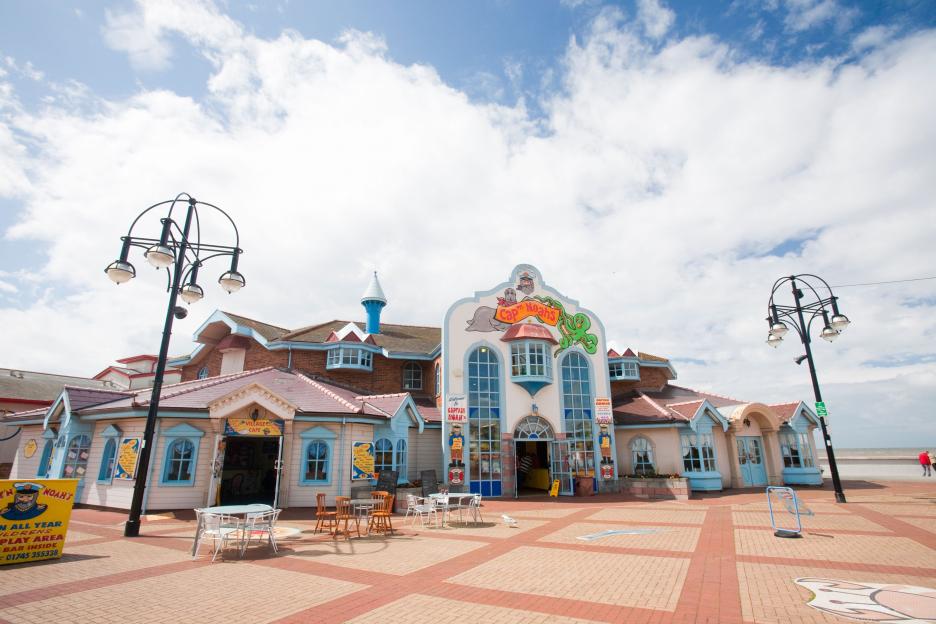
609,360 -> 639,380
326,347 -> 373,371
510,341 -> 552,379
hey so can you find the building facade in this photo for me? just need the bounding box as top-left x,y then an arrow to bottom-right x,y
3,264 -> 822,511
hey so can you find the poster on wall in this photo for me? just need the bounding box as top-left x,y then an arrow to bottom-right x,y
351,442 -> 375,480
0,479 -> 79,565
446,395 -> 467,422
594,397 -> 612,424
113,438 -> 141,481
22,440 -> 37,459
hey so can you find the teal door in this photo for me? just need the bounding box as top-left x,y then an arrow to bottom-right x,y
736,437 -> 767,486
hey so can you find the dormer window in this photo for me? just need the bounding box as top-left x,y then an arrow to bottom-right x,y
326,347 -> 373,371
510,341 -> 551,378
609,360 -> 639,380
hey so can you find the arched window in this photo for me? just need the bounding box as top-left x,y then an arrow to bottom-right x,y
403,362 -> 422,390
37,440 -> 54,478
303,441 -> 330,483
434,362 -> 441,396
396,439 -> 408,481
197,366 -> 210,379
468,346 -> 502,496
98,439 -> 118,483
374,438 -> 393,475
162,439 -> 196,484
61,435 -> 91,479
630,437 -> 655,475
560,352 -> 595,476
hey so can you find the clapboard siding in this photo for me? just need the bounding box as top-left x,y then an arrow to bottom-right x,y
82,419 -> 145,510
145,420 -> 212,511
409,428 -> 442,481
9,425 -> 43,479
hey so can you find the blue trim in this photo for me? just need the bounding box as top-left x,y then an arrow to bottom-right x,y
299,425 -> 337,440
97,438 -> 117,483
614,423 -> 680,429
396,438 -> 408,483
782,467 -> 823,485
325,346 -> 374,371
100,424 -> 122,438
36,439 -> 54,478
77,409 -> 209,420
460,341 -> 506,494
299,438 -> 333,485
683,471 -> 723,491
608,360 -> 640,381
159,423 -> 204,486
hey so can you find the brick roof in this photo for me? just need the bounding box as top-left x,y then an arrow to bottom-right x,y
769,402 -> 802,423
277,321 -> 440,355
0,368 -> 117,402
64,387 -> 134,411
222,312 -> 291,341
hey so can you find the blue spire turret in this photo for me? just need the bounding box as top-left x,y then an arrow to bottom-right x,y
361,271 -> 387,334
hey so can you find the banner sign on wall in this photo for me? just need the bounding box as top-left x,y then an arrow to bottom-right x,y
594,397 -> 613,424
113,438 -> 141,481
22,440 -> 37,459
224,418 -> 284,437
446,395 -> 467,422
0,479 -> 78,565
351,442 -> 375,480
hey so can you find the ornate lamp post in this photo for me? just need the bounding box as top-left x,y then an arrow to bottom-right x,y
105,193 -> 244,537
766,274 -> 850,503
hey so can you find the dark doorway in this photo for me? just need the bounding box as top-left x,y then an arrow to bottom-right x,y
515,440 -> 551,495
219,436 -> 279,505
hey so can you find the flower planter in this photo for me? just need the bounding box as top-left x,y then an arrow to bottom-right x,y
620,476 -> 689,501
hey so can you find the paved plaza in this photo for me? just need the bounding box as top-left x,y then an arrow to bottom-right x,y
1,481 -> 934,624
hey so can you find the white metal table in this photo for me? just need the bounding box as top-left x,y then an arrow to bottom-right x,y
192,503 -> 273,556
428,493 -> 474,527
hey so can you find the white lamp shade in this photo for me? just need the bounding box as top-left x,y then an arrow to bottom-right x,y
218,270 -> 245,293
144,244 -> 175,268
105,260 -> 136,284
830,314 -> 850,331
179,283 -> 204,304
766,334 -> 783,348
820,326 -> 840,342
769,322 -> 789,338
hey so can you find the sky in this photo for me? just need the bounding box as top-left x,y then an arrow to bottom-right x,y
1,0 -> 934,448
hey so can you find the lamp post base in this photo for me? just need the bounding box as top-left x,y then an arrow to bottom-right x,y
124,519 -> 141,538
834,491 -> 847,504
774,529 -> 802,539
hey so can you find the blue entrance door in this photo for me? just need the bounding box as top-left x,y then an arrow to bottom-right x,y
736,436 -> 767,486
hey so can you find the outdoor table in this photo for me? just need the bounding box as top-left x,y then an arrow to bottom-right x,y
350,498 -> 379,534
192,503 -> 273,556
428,493 -> 473,527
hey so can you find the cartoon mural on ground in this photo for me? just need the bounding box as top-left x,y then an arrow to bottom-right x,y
466,272 -> 599,357
795,578 -> 936,623
1,482 -> 49,520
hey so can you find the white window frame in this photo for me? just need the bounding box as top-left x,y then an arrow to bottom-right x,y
403,362 -> 422,390
510,341 -> 552,379
608,360 -> 639,380
326,346 -> 374,371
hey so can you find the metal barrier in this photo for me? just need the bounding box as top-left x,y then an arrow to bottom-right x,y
766,486 -> 806,538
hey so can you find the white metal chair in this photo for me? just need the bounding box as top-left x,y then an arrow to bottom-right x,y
465,494 -> 483,524
241,509 -> 281,556
194,511 -> 242,561
406,494 -> 437,527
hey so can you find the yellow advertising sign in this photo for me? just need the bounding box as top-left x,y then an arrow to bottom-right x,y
351,442 -> 375,481
224,418 -> 284,437
114,438 -> 140,481
0,479 -> 78,565
22,439 -> 37,459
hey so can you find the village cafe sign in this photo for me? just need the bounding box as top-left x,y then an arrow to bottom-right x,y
224,417 -> 284,437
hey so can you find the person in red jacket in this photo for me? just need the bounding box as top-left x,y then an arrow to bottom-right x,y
920,450 -> 932,477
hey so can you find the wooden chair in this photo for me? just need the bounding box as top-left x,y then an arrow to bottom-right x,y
314,492 -> 337,534
368,493 -> 395,536
334,496 -> 361,539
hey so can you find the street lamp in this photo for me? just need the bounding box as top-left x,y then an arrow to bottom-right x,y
106,192 -> 244,537
765,274 -> 849,503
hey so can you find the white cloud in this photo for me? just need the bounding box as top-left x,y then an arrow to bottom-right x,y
1,1 -> 935,447
781,0 -> 860,33
636,0 -> 675,40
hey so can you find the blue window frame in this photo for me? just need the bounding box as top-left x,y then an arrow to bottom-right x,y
396,439 -> 407,480
561,352 -> 595,476
326,347 -> 374,371
197,366 -> 210,379
98,439 -> 117,483
374,438 -> 393,474
162,439 -> 196,485
468,346 -> 502,497
61,435 -> 91,479
37,440 -> 54,478
302,440 -> 330,484
609,360 -> 639,380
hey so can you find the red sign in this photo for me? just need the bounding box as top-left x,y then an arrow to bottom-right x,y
446,395 -> 467,422
494,300 -> 561,326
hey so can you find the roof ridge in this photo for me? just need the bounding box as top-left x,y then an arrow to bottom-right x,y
355,392 -> 409,400
222,311 -> 290,332
141,367 -> 275,405
294,372 -> 361,413
276,320 -> 344,340
1,368 -> 105,381
636,391 -> 672,416
62,385 -> 132,395
669,384 -> 746,404
665,398 -> 704,407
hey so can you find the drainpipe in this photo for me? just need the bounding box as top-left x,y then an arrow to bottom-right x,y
337,417 -> 347,498
287,345 -> 293,369
141,418 -> 161,515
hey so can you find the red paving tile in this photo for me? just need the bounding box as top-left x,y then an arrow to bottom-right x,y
0,481 -> 933,623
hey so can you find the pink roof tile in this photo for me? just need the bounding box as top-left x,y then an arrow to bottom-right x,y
499,323 -> 558,344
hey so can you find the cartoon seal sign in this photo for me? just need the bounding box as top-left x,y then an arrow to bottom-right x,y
1,482 -> 48,521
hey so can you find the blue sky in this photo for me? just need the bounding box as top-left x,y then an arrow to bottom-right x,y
1,0 -> 934,448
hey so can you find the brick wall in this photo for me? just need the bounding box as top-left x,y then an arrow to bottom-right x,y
610,366 -> 671,393
181,339 -> 436,398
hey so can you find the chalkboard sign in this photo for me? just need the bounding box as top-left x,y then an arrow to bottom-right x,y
375,470 -> 398,497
